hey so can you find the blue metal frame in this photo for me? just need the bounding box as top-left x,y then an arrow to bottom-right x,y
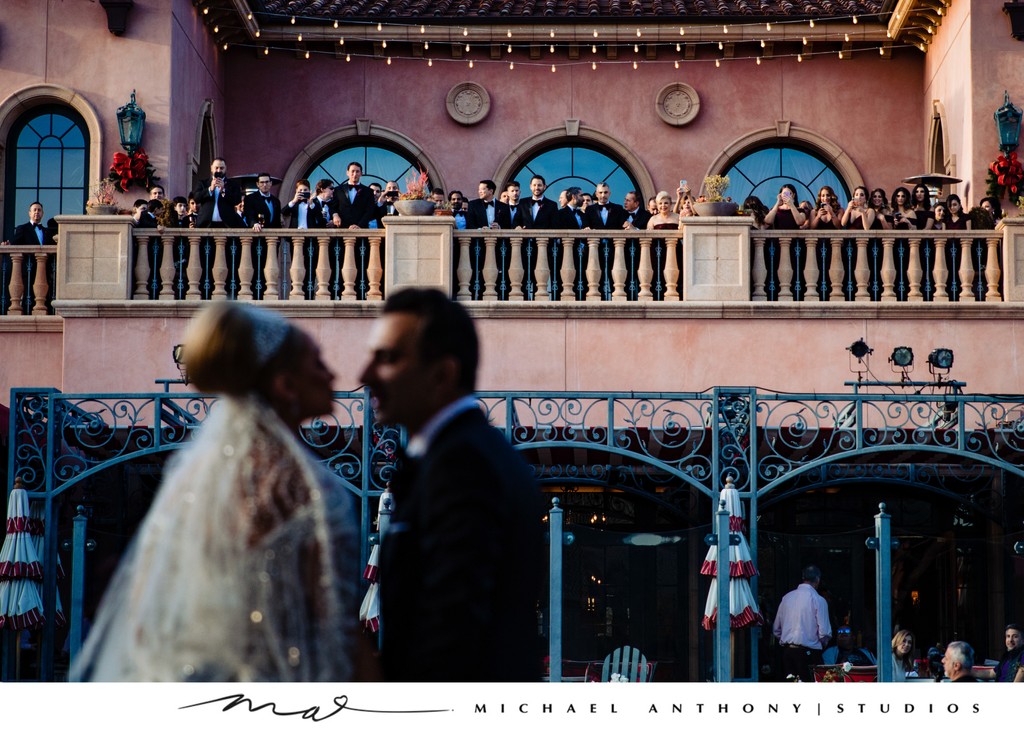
7,387 -> 1024,680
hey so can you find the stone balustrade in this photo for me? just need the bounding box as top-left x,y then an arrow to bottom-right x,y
2,215 -> 1022,317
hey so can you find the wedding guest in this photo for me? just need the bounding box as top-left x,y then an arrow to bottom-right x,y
911,184 -> 935,230
743,196 -> 769,229
243,172 -> 283,232
891,629 -> 916,681
810,186 -> 841,230
647,191 -> 680,229
980,196 -> 1004,225
191,158 -> 244,228
933,203 -> 948,230
764,183 -> 806,229
890,187 -> 915,230
73,303 -> 373,682
841,186 -> 876,230
944,194 -> 971,230
868,188 -> 891,230
281,179 -> 314,229
942,641 -> 977,682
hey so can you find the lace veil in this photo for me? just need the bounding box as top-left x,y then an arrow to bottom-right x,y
71,395 -> 358,681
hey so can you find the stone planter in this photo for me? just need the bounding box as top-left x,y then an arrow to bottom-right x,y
86,204 -> 118,216
692,201 -> 739,217
394,199 -> 435,216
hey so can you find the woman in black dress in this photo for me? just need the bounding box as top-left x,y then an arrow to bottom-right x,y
764,183 -> 806,229
911,184 -> 935,230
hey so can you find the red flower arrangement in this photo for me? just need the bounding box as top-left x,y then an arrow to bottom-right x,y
108,147 -> 160,193
986,151 -> 1024,200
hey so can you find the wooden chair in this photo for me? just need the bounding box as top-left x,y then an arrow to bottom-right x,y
600,645 -> 653,682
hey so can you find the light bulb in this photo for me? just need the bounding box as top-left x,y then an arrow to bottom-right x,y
718,41 -> 723,50
507,44 -> 512,52
853,16 -> 858,24
378,22 -> 383,31
592,44 -> 597,53
509,61 -> 514,70
264,47 -> 269,55
382,39 -> 387,48
213,24 -> 219,33
346,53 -> 351,61
802,37 -> 807,45
723,25 -> 728,33
756,57 -> 761,65
463,28 -> 468,36
879,47 -> 884,55
304,50 -> 310,59
679,28 -> 685,36
507,30 -> 512,38
334,20 -> 339,29
633,60 -> 638,69
809,19 -> 815,28
593,30 -> 598,38
465,43 -> 470,52
425,41 -> 429,50
255,30 -> 260,38
838,50 -> 844,59
674,60 -> 679,68
428,58 -> 433,66
339,37 -> 344,45
844,33 -> 849,42
551,64 -> 556,72
634,44 -> 639,53
386,57 -> 391,64
223,43 -> 228,50
715,58 -> 720,67
797,54 -> 803,62
636,29 -> 642,37
550,30 -> 555,38
550,44 -> 554,53
766,22 -> 772,31
676,43 -> 681,51
592,61 -> 597,70
297,33 -> 302,41
761,39 -> 765,48
469,59 -> 474,68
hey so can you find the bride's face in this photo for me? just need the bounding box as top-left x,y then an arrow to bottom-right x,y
276,333 -> 336,424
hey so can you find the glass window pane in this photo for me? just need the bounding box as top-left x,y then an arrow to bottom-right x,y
63,188 -> 84,214
17,120 -> 43,147
15,151 -> 39,187
38,191 -> 61,218
50,114 -> 73,139
38,148 -> 62,186
63,149 -> 85,186
305,145 -> 423,194
510,145 -> 639,200
724,146 -> 848,207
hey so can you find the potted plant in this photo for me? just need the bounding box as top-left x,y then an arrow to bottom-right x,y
692,175 -> 739,217
86,179 -> 119,215
394,169 -> 436,216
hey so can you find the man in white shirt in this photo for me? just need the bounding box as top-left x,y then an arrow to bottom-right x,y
772,565 -> 831,681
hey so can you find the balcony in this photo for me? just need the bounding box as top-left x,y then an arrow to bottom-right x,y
3,216 -> 1022,317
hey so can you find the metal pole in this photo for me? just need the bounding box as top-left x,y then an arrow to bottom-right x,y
548,498 -> 563,682
715,497 -> 731,682
867,502 -> 894,682
68,506 -> 89,662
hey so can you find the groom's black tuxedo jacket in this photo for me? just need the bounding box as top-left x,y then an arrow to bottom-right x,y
380,407 -> 545,682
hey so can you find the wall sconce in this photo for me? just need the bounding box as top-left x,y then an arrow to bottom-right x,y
995,90 -> 1022,153
116,90 -> 146,155
99,0 -> 135,36
172,343 -> 188,384
1005,1 -> 1024,41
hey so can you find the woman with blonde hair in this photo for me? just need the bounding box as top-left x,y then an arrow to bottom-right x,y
891,629 -> 916,681
73,302 -> 371,682
647,190 -> 681,229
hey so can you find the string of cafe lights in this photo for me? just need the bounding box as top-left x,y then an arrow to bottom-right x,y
202,5 -> 945,57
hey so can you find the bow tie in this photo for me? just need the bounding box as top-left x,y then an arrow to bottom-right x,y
485,201 -> 494,207
599,205 -> 607,211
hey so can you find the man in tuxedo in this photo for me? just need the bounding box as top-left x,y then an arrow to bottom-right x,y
148,185 -> 165,201
497,181 -> 525,229
466,179 -> 509,230
375,180 -> 401,226
308,179 -> 340,229
360,288 -> 544,681
448,190 -> 468,230
243,172 -> 282,232
4,202 -> 55,245
131,199 -> 158,228
522,175 -> 558,229
336,161 -> 375,229
280,179 -> 313,228
190,158 -> 244,227
623,190 -> 652,229
555,187 -> 585,229
2,202 -> 57,312
585,182 -> 626,230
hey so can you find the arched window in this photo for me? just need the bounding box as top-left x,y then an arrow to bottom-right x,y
3,105 -> 88,237
723,146 -> 849,208
305,144 -> 425,191
508,144 -> 640,198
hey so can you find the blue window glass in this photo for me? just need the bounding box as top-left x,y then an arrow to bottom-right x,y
306,145 -> 425,193
509,144 -> 639,200
723,146 -> 849,208
4,106 -> 89,239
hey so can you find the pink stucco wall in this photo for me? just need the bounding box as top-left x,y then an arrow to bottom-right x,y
222,49 -> 924,201
44,312 -> 1024,398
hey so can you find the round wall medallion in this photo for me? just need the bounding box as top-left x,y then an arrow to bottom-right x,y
656,83 -> 700,127
446,82 -> 491,125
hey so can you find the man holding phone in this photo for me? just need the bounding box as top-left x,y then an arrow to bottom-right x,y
191,158 -> 244,228
375,180 -> 401,225
281,179 -> 314,228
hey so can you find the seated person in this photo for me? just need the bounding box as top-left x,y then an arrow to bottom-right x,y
942,641 -> 977,682
822,625 -> 877,666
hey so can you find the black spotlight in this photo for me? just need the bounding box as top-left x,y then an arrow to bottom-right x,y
848,339 -> 873,360
927,348 -> 954,371
890,346 -> 914,368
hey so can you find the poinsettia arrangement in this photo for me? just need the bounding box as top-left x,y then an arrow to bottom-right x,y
108,147 -> 160,193
986,151 -> 1023,200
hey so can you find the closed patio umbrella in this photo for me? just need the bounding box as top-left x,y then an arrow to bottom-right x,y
700,478 -> 764,630
0,481 -> 45,631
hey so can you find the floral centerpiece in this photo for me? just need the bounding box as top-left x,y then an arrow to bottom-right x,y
108,147 -> 159,193
394,168 -> 435,215
693,174 -> 738,216
86,179 -> 119,214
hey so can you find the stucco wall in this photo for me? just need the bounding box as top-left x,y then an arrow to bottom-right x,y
221,49 -> 924,202
0,0 -> 172,231
45,311 -> 1024,397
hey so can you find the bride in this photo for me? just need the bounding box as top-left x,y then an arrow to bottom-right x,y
72,302 -> 368,681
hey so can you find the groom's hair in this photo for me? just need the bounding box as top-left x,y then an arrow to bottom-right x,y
383,288 -> 478,393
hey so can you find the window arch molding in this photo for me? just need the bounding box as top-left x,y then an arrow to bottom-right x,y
703,123 -> 863,192
0,84 -> 103,232
281,121 -> 446,194
492,123 -> 655,199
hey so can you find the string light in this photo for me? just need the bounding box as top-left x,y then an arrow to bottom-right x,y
378,22 -> 383,31
592,61 -> 597,70
550,30 -> 555,38
797,53 -> 803,62
296,32 -> 301,41
679,27 -> 685,36
634,44 -> 639,53
382,39 -> 387,48
879,47 -> 884,55
723,25 -> 729,33
844,33 -> 850,42
509,61 -> 514,69
760,39 -> 765,47
809,19 -> 815,28
213,24 -> 219,33
255,29 -> 260,38
766,22 -> 772,31
636,29 -> 642,37
463,28 -> 468,36
674,59 -> 679,68
386,56 -> 391,64
592,44 -> 597,53
420,25 -> 425,33
551,64 -> 556,72
802,37 -> 808,45
838,50 -> 844,59
756,56 -> 761,65
676,43 -> 681,51
334,20 -> 339,29
346,53 -> 351,61
507,44 -> 512,52
718,41 -> 724,50
550,44 -> 555,53
202,7 -> 208,14
289,15 -> 294,23
304,50 -> 310,59
223,43 -> 228,50
507,29 -> 512,38
594,30 -> 599,38
633,60 -> 638,69
264,46 -> 269,55
339,37 -> 345,45
428,58 -> 433,66
715,58 -> 720,67
469,59 -> 474,68
425,41 -> 429,50
852,16 -> 858,24
246,12 -> 252,20
465,43 -> 470,52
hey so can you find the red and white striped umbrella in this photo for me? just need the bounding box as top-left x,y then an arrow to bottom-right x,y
358,544 -> 381,632
700,480 -> 764,630
0,484 -> 46,631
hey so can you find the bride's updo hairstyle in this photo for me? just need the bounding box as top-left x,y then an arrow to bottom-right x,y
183,302 -> 304,397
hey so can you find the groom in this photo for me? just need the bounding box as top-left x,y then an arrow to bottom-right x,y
359,288 -> 545,681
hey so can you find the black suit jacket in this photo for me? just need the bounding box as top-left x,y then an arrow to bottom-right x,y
243,192 -> 283,228
11,222 -> 56,245
191,178 -> 245,227
466,198 -> 512,230
498,202 -> 526,229
336,183 -> 375,228
380,407 -> 545,682
624,207 -> 652,229
305,197 -> 337,229
522,198 -> 559,229
585,202 -> 627,230
556,206 -> 586,230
